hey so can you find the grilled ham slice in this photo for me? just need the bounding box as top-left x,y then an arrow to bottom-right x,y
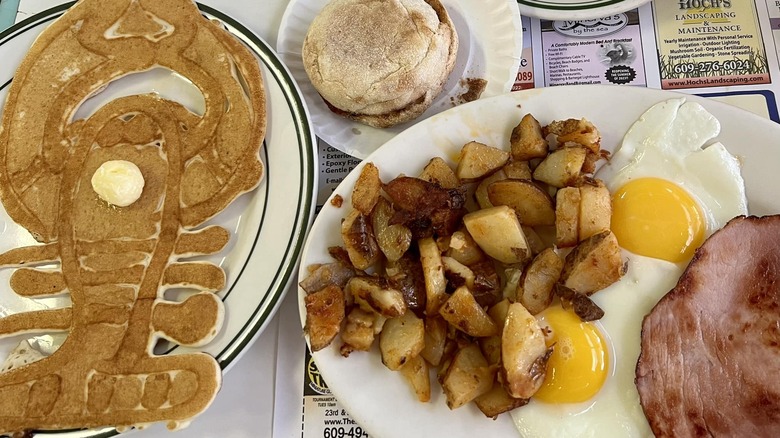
636,215 -> 780,437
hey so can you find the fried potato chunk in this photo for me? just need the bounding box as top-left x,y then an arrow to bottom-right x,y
399,355 -> 431,402
555,187 -> 581,248
340,307 -> 379,356
420,315 -> 447,366
420,157 -> 460,189
487,179 -> 555,226
456,141 -> 510,182
502,302 -> 549,399
380,311 -> 425,371
532,146 -> 586,188
561,230 -> 625,295
475,380 -> 529,419
441,343 -> 495,409
420,237 -> 448,316
305,284 -> 345,352
578,179 -> 612,241
349,276 -> 407,318
341,209 -> 380,270
517,248 -> 563,315
352,162 -> 382,215
371,197 -> 412,263
544,118 -> 601,154
463,206 -> 530,264
440,286 -> 499,337
510,113 -> 548,161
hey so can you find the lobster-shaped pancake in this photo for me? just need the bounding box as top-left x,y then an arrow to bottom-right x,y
0,0 -> 265,432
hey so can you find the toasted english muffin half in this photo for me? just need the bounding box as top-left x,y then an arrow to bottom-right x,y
302,0 -> 458,128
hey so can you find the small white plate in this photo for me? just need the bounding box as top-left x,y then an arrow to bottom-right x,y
517,0 -> 651,21
277,0 -> 522,159
297,85 -> 780,438
0,3 -> 316,436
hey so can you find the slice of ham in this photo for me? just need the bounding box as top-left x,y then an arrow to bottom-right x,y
636,215 -> 780,438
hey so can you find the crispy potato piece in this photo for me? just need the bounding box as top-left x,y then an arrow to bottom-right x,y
304,285 -> 345,352
340,307 -> 378,356
555,284 -> 605,321
475,170 -> 507,209
446,229 -> 485,265
517,248 -> 563,315
470,260 -> 501,308
419,237 -> 448,316
341,209 -> 381,270
582,150 -> 599,174
475,380 -> 529,419
488,299 -> 511,330
384,177 -> 467,238
386,252 -> 427,317
483,299 -> 511,369
380,311 -> 425,371
441,343 -> 495,409
487,180 -> 555,226
510,114 -> 548,161
352,162 -> 382,215
371,197 -> 412,262
479,335 -> 502,366
420,157 -> 460,189
440,286 -> 499,337
456,141 -> 510,182
522,225 -> 548,256
532,146 -> 586,188
348,276 -> 407,318
545,118 -> 601,154
299,262 -> 355,294
579,179 -> 611,241
442,256 -> 476,290
555,187 -> 581,248
502,302 -> 550,399
399,354 -> 431,402
502,267 -> 523,301
503,160 -> 533,180
561,230 -> 625,295
421,315 -> 447,366
463,206 -> 530,264
384,176 -> 449,212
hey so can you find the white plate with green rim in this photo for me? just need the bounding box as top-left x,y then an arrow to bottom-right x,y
0,2 -> 316,436
517,0 -> 650,21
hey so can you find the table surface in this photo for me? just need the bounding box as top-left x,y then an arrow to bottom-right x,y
2,1 -> 295,437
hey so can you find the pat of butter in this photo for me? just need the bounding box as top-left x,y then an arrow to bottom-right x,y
91,160 -> 145,207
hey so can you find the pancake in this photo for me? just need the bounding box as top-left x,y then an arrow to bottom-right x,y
0,0 -> 265,433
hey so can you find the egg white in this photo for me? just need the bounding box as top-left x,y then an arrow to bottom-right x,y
597,98 -> 747,233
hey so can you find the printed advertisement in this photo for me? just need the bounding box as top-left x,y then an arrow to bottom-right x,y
513,16 -> 535,90
767,0 -> 780,67
302,348 -> 370,438
540,11 -> 647,86
316,143 -> 360,211
655,0 -> 771,89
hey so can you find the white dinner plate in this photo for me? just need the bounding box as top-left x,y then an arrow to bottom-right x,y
0,3 -> 316,436
297,85 -> 780,437
276,0 -> 523,159
517,0 -> 651,21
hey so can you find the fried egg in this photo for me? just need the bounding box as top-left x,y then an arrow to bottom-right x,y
599,98 -> 747,263
512,99 -> 747,437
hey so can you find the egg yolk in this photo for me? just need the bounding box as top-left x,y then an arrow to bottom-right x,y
611,177 -> 705,263
534,305 -> 609,404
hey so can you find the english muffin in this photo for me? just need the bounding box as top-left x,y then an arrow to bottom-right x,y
302,0 -> 458,128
